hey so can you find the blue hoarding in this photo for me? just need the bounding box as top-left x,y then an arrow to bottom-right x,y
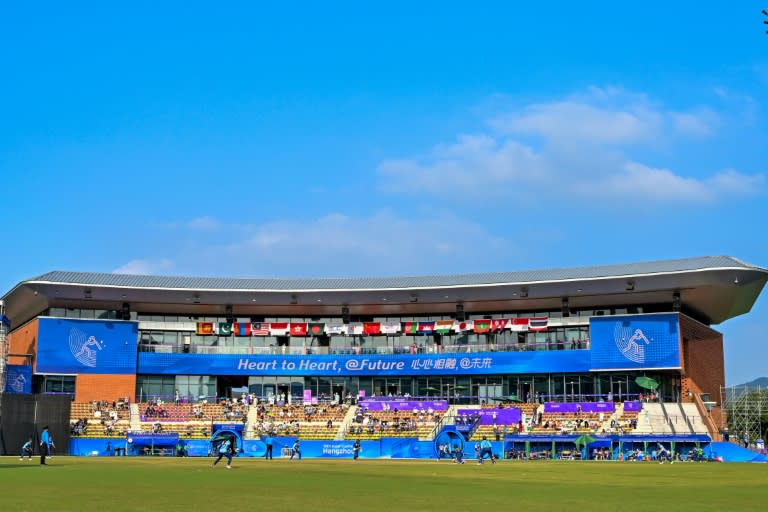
36,318 -> 139,374
589,313 -> 681,370
4,364 -> 32,393
138,350 -> 591,376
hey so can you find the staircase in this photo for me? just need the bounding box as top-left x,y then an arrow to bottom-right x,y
336,405 -> 358,440
244,406 -> 261,439
680,403 -> 710,435
632,405 -> 653,434
128,403 -> 142,432
643,403 -> 675,434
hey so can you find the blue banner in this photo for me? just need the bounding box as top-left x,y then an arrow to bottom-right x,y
36,318 -> 139,374
589,313 -> 681,370
138,350 -> 591,376
4,364 -> 32,393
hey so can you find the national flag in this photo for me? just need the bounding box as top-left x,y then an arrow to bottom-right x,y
402,322 -> 419,334
290,323 -> 308,336
435,320 -> 454,334
234,322 -> 251,336
473,319 -> 491,333
417,321 -> 435,334
251,322 -> 270,336
217,322 -> 233,336
363,322 -> 381,335
509,318 -> 529,332
348,323 -> 364,335
308,323 -> 325,336
326,323 -> 348,335
528,317 -> 549,331
269,322 -> 290,336
380,322 -> 400,334
491,319 -> 509,332
453,320 -> 474,332
196,322 -> 214,335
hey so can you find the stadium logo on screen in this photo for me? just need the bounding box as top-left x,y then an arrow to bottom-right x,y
10,373 -> 27,393
613,324 -> 651,364
68,327 -> 104,367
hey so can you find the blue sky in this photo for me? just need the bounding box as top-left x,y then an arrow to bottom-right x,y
1,2 -> 766,384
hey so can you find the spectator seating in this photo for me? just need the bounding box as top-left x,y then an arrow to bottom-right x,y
70,402 -> 130,438
249,403 -> 347,440
343,409 -> 446,440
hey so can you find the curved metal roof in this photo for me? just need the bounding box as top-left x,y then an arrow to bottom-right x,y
3,256 -> 766,328
19,255 -> 765,291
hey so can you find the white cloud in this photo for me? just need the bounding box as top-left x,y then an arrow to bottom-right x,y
670,110 -> 717,137
187,216 -> 221,230
491,100 -> 662,144
379,135 -> 548,191
707,169 -> 765,195
583,162 -> 713,202
220,210 -> 512,275
377,87 -> 762,204
144,211 -> 518,277
113,259 -> 175,275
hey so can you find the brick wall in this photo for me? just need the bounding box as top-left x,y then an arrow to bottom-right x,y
75,374 -> 136,403
6,318 -> 38,366
680,316 -> 725,438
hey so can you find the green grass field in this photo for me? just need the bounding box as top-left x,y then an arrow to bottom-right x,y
1,457 -> 766,512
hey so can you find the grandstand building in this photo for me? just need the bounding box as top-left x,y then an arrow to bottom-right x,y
1,255 -> 766,450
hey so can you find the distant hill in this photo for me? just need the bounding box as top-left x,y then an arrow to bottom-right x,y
725,377 -> 768,399
731,377 -> 768,389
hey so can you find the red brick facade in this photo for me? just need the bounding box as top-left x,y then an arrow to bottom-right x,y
75,374 -> 136,403
6,318 -> 38,366
679,315 -> 725,438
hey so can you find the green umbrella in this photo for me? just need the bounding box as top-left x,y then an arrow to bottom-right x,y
574,434 -> 596,449
635,376 -> 659,390
453,385 -> 469,391
422,386 -> 439,397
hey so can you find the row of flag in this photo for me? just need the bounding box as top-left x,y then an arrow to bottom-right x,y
195,317 -> 549,337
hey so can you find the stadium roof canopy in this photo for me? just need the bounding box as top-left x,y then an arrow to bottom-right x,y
2,256 -> 766,327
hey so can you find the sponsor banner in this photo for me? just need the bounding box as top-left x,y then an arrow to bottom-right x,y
127,433 -> 179,445
623,401 -> 642,412
359,400 -> 448,411
590,313 -> 681,370
456,408 -> 521,425
36,318 -> 139,375
4,364 -> 32,393
138,350 -> 591,376
544,402 -> 615,413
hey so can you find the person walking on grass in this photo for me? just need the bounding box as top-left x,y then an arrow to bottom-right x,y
40,426 -> 50,465
212,437 -> 235,469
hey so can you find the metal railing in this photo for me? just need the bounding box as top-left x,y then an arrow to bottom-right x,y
139,340 -> 591,356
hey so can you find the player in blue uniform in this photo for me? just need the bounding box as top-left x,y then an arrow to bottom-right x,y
212,437 -> 235,469
20,437 -> 33,460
